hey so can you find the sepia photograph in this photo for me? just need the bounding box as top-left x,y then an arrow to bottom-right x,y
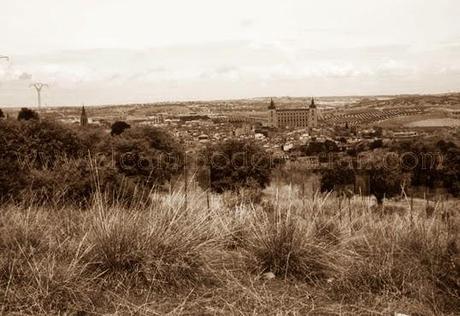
0,1 -> 459,315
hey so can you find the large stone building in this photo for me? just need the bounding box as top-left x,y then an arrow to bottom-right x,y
268,98 -> 319,129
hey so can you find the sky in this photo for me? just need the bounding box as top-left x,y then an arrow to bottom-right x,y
1,0 -> 460,106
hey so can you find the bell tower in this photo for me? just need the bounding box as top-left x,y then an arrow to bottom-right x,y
268,98 -> 277,127
308,98 -> 318,128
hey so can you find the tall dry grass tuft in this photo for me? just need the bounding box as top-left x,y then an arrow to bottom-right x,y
85,189 -> 222,291
0,207 -> 95,314
242,201 -> 350,282
0,177 -> 458,315
330,211 -> 460,313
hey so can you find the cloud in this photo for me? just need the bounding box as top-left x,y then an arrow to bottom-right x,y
240,19 -> 254,28
18,72 -> 32,80
1,38 -> 459,106
200,66 -> 240,81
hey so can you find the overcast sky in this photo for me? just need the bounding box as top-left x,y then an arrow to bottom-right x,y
1,0 -> 460,106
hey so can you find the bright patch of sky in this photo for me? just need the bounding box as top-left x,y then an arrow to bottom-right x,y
1,0 -> 459,106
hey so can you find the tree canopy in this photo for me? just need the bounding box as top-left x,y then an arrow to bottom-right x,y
197,139 -> 273,193
111,121 -> 130,136
17,108 -> 39,121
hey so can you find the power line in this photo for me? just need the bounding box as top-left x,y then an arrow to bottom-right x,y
30,82 -> 48,111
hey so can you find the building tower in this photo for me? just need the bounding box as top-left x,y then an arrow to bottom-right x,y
80,105 -> 88,127
308,98 -> 318,128
268,98 -> 277,127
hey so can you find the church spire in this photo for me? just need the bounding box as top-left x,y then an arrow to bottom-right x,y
309,97 -> 316,109
80,105 -> 88,126
268,97 -> 276,110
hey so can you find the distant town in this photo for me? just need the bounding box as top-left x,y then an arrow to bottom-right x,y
3,93 -> 460,165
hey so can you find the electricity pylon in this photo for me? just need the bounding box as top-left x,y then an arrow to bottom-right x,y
30,83 -> 48,111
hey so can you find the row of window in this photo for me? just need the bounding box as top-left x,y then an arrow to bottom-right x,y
278,118 -> 310,127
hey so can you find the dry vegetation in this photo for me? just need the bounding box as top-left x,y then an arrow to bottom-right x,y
0,182 -> 459,315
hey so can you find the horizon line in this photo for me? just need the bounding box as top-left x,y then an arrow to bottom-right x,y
1,90 -> 459,109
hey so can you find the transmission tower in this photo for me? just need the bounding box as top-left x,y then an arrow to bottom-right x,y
30,83 -> 48,111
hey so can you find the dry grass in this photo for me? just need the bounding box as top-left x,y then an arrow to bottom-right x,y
0,184 -> 459,315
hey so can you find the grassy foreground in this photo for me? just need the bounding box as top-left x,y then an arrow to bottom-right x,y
0,184 -> 459,315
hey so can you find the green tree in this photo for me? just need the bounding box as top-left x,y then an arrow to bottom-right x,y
320,166 -> 355,192
440,146 -> 460,197
111,126 -> 184,187
364,150 -> 406,204
111,121 -> 130,136
369,139 -> 383,149
320,152 -> 406,204
368,166 -> 404,204
17,107 -> 39,121
197,139 -> 273,193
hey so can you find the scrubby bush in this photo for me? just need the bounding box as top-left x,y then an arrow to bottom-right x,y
0,120 -> 28,201
26,158 -> 147,207
0,117 -> 186,205
18,120 -> 86,169
74,125 -> 108,154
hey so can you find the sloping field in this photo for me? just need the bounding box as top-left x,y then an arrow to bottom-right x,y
406,118 -> 460,127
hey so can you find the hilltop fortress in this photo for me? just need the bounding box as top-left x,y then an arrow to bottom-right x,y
267,98 -> 319,129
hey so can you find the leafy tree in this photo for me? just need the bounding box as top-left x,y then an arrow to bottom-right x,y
405,143 -> 441,189
369,139 -> 383,149
365,151 -> 406,204
436,140 -> 456,153
197,139 -> 273,193
320,166 -> 355,192
320,152 -> 406,204
17,107 -> 39,121
440,146 -> 460,197
111,126 -> 184,187
368,166 -> 404,204
111,121 -> 130,136
303,140 -> 339,156
0,108 -> 4,118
